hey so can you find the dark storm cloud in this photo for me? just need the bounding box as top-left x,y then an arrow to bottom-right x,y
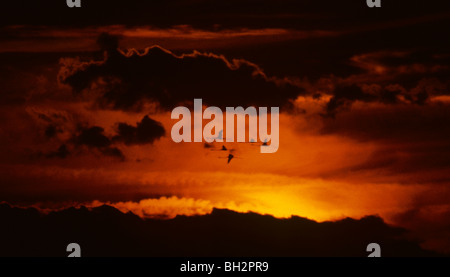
315,49 -> 450,115
61,44 -> 302,110
46,115 -> 166,160
71,125 -> 125,161
44,124 -> 59,138
113,115 -> 165,146
75,126 -> 111,148
1,0 -> 449,30
97,32 -> 121,52
346,143 -> 450,184
321,103 -> 450,182
390,188 -> 450,253
45,144 -> 70,159
0,204 -> 441,257
324,84 -> 376,116
99,146 -> 126,160
321,100 -> 450,142
2,2 -> 449,115
76,117 -> 166,148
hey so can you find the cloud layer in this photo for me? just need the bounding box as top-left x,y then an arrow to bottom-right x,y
60,42 -> 302,110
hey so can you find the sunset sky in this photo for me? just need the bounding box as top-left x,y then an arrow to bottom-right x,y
1,0 -> 450,255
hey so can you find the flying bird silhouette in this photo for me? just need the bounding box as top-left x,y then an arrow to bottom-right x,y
227,153 -> 234,164
217,148 -> 238,164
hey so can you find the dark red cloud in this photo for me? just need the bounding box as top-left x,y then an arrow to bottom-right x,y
75,126 -> 111,148
45,144 -> 70,159
71,126 -> 124,160
320,103 -> 450,183
65,115 -> 165,159
113,115 -> 165,146
1,0 -> 449,30
0,203 -> 440,257
60,42 -> 303,110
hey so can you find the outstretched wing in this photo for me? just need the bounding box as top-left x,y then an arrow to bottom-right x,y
227,154 -> 234,164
